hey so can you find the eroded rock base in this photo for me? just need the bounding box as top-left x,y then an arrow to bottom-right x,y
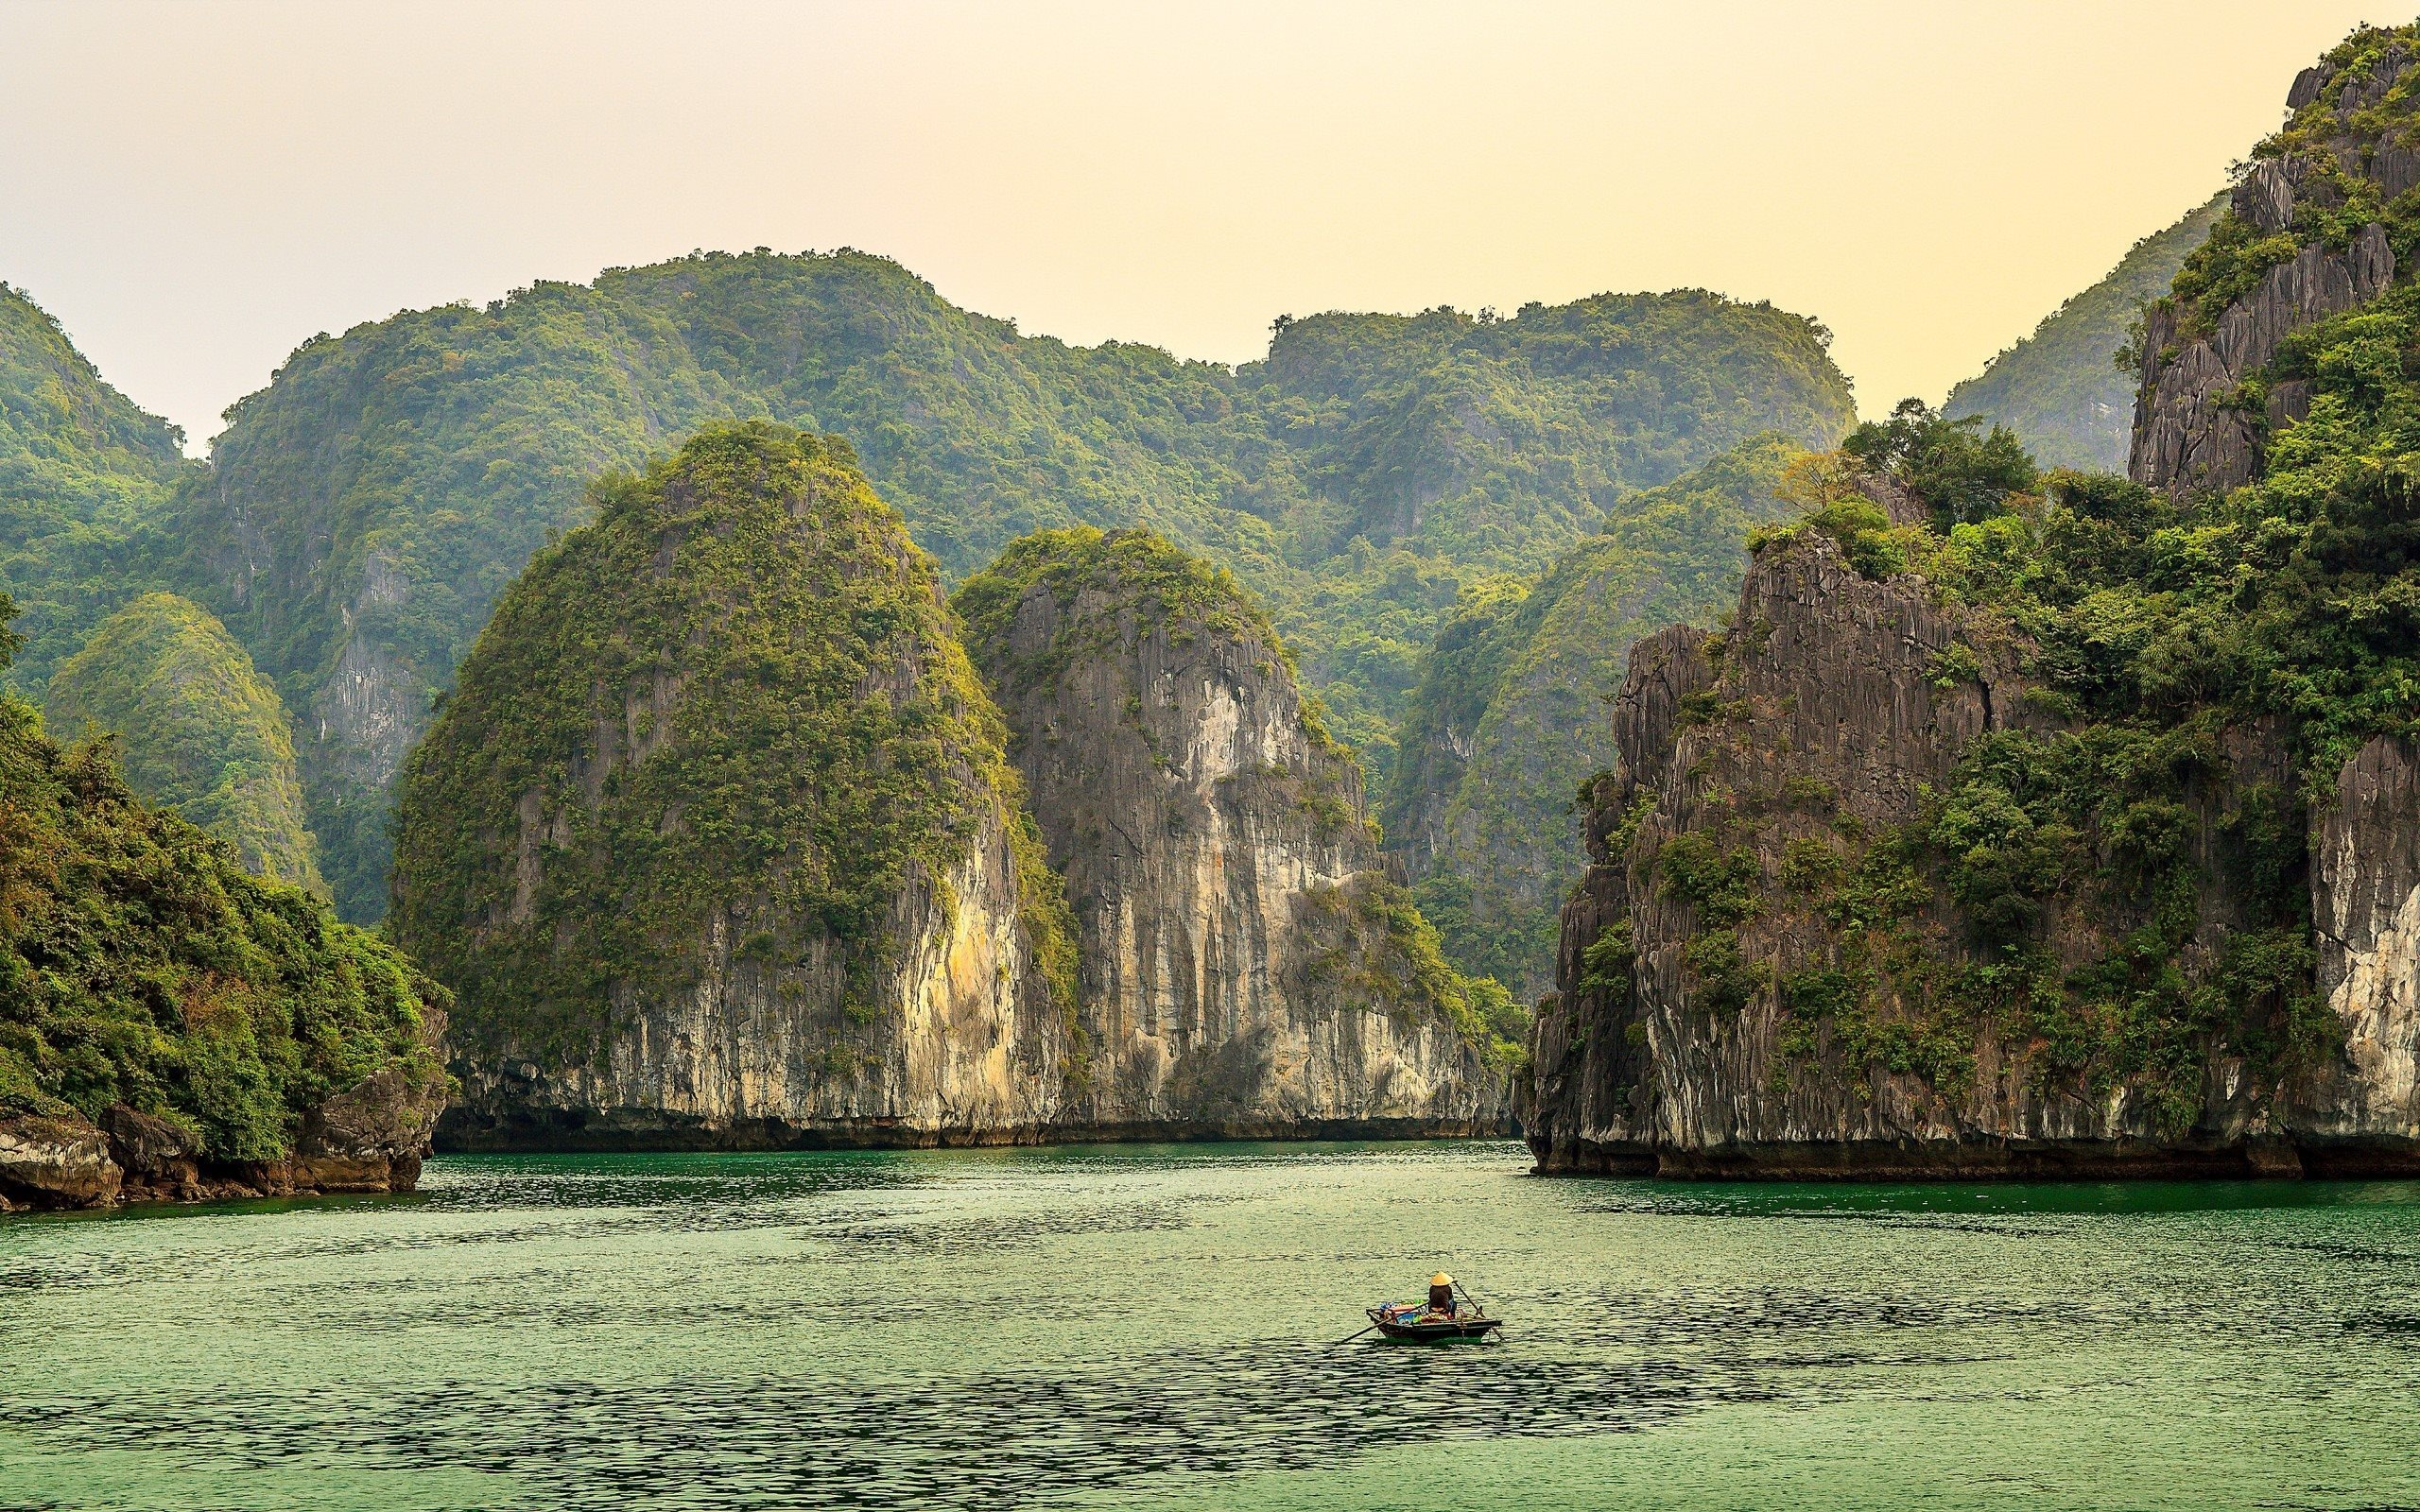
439,1107 -> 1510,1153
1528,1136 -> 2420,1181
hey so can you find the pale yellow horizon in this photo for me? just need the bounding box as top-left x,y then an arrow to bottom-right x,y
2,1 -> 2408,451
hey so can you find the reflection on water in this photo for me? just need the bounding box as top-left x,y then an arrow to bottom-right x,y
3,1142 -> 2418,1511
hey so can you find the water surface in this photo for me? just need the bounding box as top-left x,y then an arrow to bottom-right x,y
3,1141 -> 2417,1509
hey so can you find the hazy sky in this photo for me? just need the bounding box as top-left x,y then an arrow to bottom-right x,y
3,1 -> 2406,451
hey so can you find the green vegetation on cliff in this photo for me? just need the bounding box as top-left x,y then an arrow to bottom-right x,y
952,525 -> 1298,696
0,284 -> 193,695
1750,311 -> 2420,1121
1388,434 -> 1808,996
391,421 -> 1077,1065
0,596 -> 441,1162
1688,29 -> 2420,1125
43,593 -> 322,894
1945,195 -> 2226,470
151,253 -> 1851,917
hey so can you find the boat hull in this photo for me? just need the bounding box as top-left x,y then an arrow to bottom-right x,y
1366,1313 -> 1502,1343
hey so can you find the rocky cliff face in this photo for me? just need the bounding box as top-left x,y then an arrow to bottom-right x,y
955,528 -> 1509,1136
1527,26 -> 2420,1178
1525,536 -> 2338,1177
396,423 -> 1080,1151
406,479 -> 1507,1148
438,794 -> 1074,1150
2303,738 -> 2420,1163
0,1061 -> 449,1212
2130,42 -> 2411,494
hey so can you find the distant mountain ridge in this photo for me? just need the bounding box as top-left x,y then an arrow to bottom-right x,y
143,251 -> 1854,918
1383,434 -> 1808,998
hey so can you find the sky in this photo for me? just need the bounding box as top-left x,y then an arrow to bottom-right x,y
2,1 -> 2409,452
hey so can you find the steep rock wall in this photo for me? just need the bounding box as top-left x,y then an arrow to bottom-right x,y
441,797 -> 1070,1149
957,528 -> 1508,1136
2303,737 -> 2420,1166
1528,535 -> 2352,1178
398,424 -> 1079,1151
2130,44 -> 2411,495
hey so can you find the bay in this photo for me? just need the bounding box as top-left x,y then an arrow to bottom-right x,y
3,1141 -> 2417,1510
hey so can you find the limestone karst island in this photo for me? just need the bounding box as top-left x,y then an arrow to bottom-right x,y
5,9 -> 2420,1509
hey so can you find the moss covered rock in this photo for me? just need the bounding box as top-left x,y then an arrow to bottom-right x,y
43,593 -> 322,894
393,421 -> 1079,1147
142,254 -> 1851,919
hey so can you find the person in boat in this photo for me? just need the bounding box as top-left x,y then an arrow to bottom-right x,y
1425,1272 -> 1457,1319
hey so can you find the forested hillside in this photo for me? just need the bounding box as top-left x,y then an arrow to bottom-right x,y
391,422 -> 1075,1100
43,593 -> 323,894
1384,434 -> 1807,996
0,284 -> 194,694
1944,194 -> 2225,470
156,253 -> 1854,918
0,593 -> 443,1206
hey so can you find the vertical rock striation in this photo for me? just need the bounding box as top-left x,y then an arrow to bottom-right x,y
955,528 -> 1509,1136
2303,738 -> 2420,1168
1526,536 -> 2320,1177
2130,40 -> 2411,495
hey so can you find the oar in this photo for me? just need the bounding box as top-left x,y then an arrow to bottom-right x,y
1332,1323 -> 1378,1345
1453,1279 -> 1506,1340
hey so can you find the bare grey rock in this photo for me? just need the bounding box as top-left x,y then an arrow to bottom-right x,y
441,787 -> 1075,1152
2232,159 -> 2298,235
2376,145 -> 2420,199
293,1061 -> 454,1191
102,1105 -> 199,1197
2132,40 -> 2411,497
2301,738 -> 2420,1167
2131,229 -> 2393,494
2334,43 -> 2412,119
970,547 -> 1507,1135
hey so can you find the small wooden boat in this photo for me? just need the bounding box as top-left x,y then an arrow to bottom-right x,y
1365,1301 -> 1502,1342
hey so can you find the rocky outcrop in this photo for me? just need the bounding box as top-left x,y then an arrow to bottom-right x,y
957,527 -> 1508,1136
2302,737 -> 2420,1169
0,1116 -> 120,1210
0,1057 -> 447,1211
1523,530 -> 2404,1179
400,423 -> 1078,1152
1380,435 -> 1815,1000
1527,27 -> 2420,1181
408,476 -> 1507,1149
438,793 -> 1073,1150
2129,46 -> 2409,494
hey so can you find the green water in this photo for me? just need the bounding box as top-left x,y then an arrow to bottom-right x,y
3,1141 -> 2418,1510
